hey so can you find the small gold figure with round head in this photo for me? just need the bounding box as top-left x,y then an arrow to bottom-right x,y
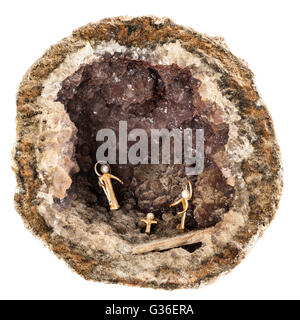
141,213 -> 158,235
170,181 -> 193,231
94,161 -> 124,210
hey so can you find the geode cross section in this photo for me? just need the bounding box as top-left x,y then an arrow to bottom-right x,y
13,16 -> 283,289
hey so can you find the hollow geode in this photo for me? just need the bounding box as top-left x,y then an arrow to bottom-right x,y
13,16 -> 283,289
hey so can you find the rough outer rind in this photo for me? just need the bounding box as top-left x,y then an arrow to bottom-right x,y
13,16 -> 283,289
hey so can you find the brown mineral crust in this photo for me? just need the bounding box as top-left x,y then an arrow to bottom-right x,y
13,16 -> 283,289
72,17 -> 255,88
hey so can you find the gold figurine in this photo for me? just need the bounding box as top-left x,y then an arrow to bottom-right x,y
141,213 -> 157,235
94,161 -> 124,210
170,181 -> 193,231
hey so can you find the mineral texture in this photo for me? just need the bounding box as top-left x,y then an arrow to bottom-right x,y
13,16 -> 283,289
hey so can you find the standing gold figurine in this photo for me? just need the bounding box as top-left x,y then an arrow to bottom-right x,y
170,181 -> 193,231
94,161 -> 124,210
141,213 -> 157,235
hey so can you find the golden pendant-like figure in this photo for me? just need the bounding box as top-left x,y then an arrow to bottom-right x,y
141,213 -> 157,234
170,181 -> 193,231
94,162 -> 124,210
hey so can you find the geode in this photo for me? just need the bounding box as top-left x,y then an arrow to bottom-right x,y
13,16 -> 283,289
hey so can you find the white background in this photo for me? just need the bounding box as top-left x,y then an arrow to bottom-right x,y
1,0 -> 299,300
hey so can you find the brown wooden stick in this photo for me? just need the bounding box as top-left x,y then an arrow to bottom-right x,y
132,230 -> 203,254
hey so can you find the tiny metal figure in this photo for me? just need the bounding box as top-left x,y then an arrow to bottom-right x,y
170,181 -> 193,231
94,161 -> 124,210
141,213 -> 157,235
